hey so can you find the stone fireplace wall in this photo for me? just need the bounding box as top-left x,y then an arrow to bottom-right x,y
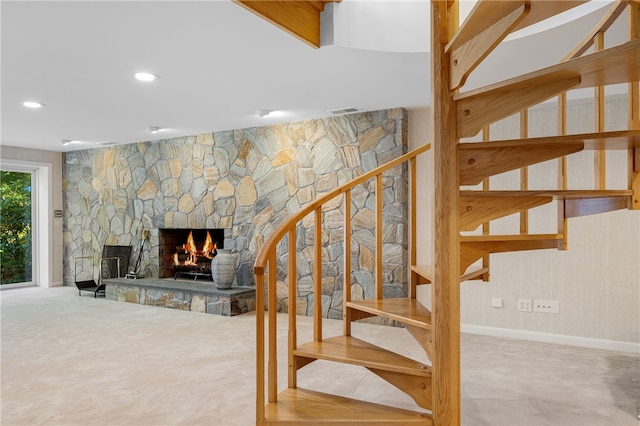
63,108 -> 409,318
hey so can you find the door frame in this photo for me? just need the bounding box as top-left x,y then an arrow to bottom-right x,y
0,159 -> 51,288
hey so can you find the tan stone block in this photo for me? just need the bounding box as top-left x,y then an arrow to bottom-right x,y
196,132 -> 214,145
297,185 -> 315,204
137,180 -> 158,200
296,297 -> 308,316
352,209 -> 375,230
191,294 -> 207,313
101,187 -> 112,203
169,158 -> 183,177
178,194 -> 196,213
116,288 -> 127,302
276,281 -> 288,301
213,179 -> 235,200
288,122 -> 305,145
236,176 -> 257,206
203,193 -> 215,216
91,177 -> 103,192
359,245 -> 375,271
272,147 -> 296,167
126,289 -> 139,303
297,168 -> 314,187
176,301 -> 191,311
253,206 -> 274,229
322,277 -> 335,295
164,211 -> 174,228
103,149 -> 115,168
218,216 -> 232,228
113,190 -> 127,210
92,153 -> 104,177
204,166 -> 219,187
161,178 -> 182,197
192,160 -> 203,176
359,126 -> 385,152
118,167 -> 132,189
238,139 -> 251,160
342,145 -> 362,168
285,164 -> 298,196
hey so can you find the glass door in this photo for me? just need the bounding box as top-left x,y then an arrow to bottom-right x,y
0,169 -> 35,287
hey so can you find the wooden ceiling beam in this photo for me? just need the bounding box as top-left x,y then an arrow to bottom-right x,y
234,0 -> 340,48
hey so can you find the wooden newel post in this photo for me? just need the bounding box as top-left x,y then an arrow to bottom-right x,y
431,1 -> 461,425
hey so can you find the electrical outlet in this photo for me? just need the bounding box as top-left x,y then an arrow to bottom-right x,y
534,299 -> 559,314
517,299 -> 531,312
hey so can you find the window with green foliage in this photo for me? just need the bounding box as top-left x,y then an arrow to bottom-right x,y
0,170 -> 33,285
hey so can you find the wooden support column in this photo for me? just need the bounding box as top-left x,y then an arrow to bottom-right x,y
629,2 -> 640,209
431,1 -> 461,425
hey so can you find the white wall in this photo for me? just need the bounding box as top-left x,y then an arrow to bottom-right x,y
0,146 -> 63,287
408,95 -> 640,350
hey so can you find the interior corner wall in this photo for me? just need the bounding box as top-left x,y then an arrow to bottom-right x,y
408,99 -> 640,347
0,146 -> 64,287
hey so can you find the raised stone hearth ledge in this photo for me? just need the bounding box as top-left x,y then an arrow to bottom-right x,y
104,278 -> 256,316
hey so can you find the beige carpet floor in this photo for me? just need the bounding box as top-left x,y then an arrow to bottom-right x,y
1,286 -> 638,425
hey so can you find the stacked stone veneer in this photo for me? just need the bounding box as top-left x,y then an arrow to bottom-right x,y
63,108 -> 409,319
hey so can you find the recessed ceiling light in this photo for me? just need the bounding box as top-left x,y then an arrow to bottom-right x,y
23,101 -> 45,108
147,126 -> 164,134
60,139 -> 75,146
257,109 -> 271,118
134,72 -> 158,82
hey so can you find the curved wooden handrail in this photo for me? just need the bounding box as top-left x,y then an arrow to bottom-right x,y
254,143 -> 431,275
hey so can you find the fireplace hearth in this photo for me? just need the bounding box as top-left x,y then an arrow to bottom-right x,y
159,229 -> 224,279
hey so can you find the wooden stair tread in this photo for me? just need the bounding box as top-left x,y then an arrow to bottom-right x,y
346,298 -> 432,330
263,388 -> 432,425
459,129 -> 640,151
447,0 -> 586,53
460,233 -> 563,242
461,189 -> 632,199
458,130 -> 640,184
411,264 -> 488,283
454,39 -> 640,138
456,39 -> 640,101
294,335 -> 431,376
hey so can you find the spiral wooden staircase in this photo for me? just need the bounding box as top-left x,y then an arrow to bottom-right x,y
249,1 -> 640,424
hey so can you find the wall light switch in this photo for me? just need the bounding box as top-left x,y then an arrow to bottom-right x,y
491,298 -> 503,308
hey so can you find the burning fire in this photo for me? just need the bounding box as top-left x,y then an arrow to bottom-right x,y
172,231 -> 217,267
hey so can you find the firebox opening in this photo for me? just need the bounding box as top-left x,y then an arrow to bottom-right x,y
159,229 -> 224,279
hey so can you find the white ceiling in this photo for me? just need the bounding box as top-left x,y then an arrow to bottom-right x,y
1,1 -> 616,153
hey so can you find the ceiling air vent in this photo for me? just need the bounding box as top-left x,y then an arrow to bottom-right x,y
328,107 -> 359,115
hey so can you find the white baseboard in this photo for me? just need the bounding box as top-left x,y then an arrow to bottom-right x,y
461,323 -> 640,354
